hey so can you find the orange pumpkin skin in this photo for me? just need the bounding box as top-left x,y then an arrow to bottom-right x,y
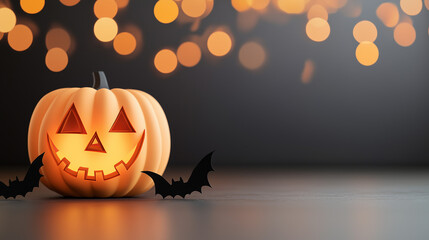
28,85 -> 170,197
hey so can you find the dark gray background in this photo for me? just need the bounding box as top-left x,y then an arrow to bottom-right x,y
1,0 -> 428,166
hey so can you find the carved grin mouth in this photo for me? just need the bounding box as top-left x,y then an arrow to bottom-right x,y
47,130 -> 145,181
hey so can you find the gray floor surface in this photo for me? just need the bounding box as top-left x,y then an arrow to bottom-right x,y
1,168 -> 429,240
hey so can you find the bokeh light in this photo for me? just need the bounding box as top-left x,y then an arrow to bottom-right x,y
400,14 -> 413,24
201,0 -> 214,18
238,41 -> 266,70
355,41 -> 379,66
116,0 -> 129,8
376,2 -> 399,28
207,31 -> 232,56
177,41 -> 201,67
306,18 -> 330,42
1,0 -> 425,77
20,0 -> 44,14
154,0 -> 179,24
353,20 -> 377,43
393,22 -> 416,47
231,0 -> 251,12
250,0 -> 270,11
113,32 -> 137,55
21,19 -> 39,37
45,47 -> 68,72
301,59 -> 315,84
94,0 -> 118,19
7,24 -> 33,51
0,8 -> 16,33
237,10 -> 259,32
325,0 -> 348,10
190,20 -> 200,32
181,0 -> 206,18
307,4 -> 328,20
94,17 -> 118,42
400,0 -> 422,16
59,0 -> 80,7
46,27 -> 71,51
121,24 -> 144,55
277,0 -> 306,14
342,1 -> 362,18
154,49 -> 178,74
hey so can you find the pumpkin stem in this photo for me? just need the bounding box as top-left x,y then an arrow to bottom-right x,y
92,71 -> 110,90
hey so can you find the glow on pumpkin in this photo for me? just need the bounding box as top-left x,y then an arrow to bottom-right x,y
28,72 -> 170,197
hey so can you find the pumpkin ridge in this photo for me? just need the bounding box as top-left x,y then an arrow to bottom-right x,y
125,90 -> 168,196
110,89 -> 148,196
140,91 -> 170,177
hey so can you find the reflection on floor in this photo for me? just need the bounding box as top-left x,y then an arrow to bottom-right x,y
1,168 -> 429,240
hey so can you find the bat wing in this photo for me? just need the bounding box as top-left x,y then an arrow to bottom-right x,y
0,153 -> 44,199
142,151 -> 215,199
185,151 -> 215,195
142,171 -> 173,199
23,153 -> 44,190
0,182 -> 10,199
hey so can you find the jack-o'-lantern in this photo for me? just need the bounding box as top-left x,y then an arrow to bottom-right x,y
28,72 -> 170,197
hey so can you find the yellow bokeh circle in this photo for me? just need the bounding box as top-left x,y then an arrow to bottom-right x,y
277,0 -> 306,14
353,20 -> 377,43
113,32 -> 137,55
231,0 -> 251,12
154,49 -> 178,74
376,2 -> 399,28
355,41 -> 379,66
306,18 -> 330,42
94,17 -> 118,42
46,48 -> 69,72
8,24 -> 33,51
400,0 -> 422,16
177,41 -> 201,67
0,8 -> 17,33
20,0 -> 45,14
154,0 -> 179,24
94,0 -> 118,18
207,31 -> 232,57
393,22 -> 416,47
181,0 -> 206,18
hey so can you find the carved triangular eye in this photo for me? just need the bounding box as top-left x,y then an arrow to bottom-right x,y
110,107 -> 135,133
57,104 -> 87,134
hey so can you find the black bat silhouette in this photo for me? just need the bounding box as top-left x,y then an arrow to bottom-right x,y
0,153 -> 44,199
143,151 -> 214,198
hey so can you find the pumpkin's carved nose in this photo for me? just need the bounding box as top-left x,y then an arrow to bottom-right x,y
85,132 -> 106,153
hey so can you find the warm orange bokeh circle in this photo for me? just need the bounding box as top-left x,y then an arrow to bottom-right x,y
28,72 -> 170,197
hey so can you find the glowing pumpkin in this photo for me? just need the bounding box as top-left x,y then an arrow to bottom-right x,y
28,72 -> 170,197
